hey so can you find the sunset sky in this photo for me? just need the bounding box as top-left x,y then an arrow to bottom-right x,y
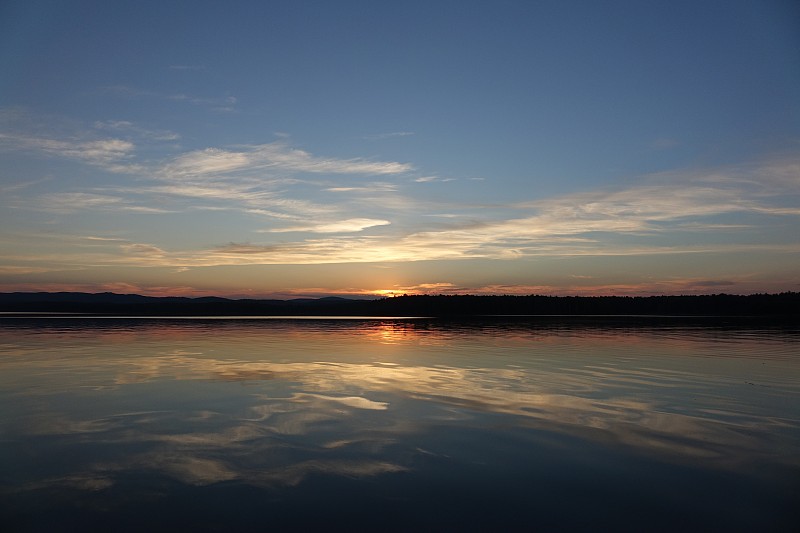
1,0 -> 798,298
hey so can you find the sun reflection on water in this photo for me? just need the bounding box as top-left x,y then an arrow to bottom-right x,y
0,318 -> 798,529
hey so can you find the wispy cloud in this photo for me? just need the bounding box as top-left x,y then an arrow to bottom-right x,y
161,148 -> 251,178
253,143 -> 412,174
93,120 -> 180,141
5,125 -> 412,275
363,131 -> 415,140
0,133 -> 137,171
413,175 -> 455,183
35,192 -> 170,214
187,158 -> 800,264
103,85 -> 238,112
0,111 -> 172,175
3,111 -> 798,280
326,183 -> 398,193
0,176 -> 51,193
1,112 -> 413,224
115,184 -> 334,221
0,266 -> 59,275
12,157 -> 796,268
121,243 -> 168,257
61,139 -> 135,165
84,236 -> 129,243
158,143 -> 412,180
265,219 -> 390,233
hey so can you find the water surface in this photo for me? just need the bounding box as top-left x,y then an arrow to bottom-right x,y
1,317 -> 798,531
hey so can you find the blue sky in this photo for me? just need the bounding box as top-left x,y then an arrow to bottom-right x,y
1,0 -> 798,297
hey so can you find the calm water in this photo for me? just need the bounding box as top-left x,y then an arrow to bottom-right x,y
1,317 -> 798,532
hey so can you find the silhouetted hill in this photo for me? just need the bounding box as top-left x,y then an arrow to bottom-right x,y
0,292 -> 797,318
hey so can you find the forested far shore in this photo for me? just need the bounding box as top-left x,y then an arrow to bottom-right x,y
0,291 -> 797,317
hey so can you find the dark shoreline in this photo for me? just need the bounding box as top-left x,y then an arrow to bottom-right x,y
1,291 -> 797,318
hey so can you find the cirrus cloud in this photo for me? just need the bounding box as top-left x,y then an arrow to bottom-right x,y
265,218 -> 391,234
158,142 -> 412,180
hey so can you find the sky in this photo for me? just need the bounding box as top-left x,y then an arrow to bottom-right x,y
1,0 -> 799,298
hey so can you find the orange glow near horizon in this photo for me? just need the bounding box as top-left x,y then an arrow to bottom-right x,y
371,289 -> 401,297
0,278 -> 794,299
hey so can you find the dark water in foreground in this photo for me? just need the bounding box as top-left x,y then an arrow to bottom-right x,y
0,317 -> 798,531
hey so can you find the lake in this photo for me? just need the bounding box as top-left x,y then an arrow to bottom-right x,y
0,317 -> 798,531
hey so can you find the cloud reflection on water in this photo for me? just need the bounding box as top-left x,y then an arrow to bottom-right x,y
1,319 -> 798,496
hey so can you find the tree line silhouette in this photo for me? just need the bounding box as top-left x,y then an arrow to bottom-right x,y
1,291 -> 797,317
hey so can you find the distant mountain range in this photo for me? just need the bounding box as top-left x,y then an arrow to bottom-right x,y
0,291 -> 797,317
0,292 -> 355,305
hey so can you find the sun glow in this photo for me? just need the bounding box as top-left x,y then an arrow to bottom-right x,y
372,289 -> 400,297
